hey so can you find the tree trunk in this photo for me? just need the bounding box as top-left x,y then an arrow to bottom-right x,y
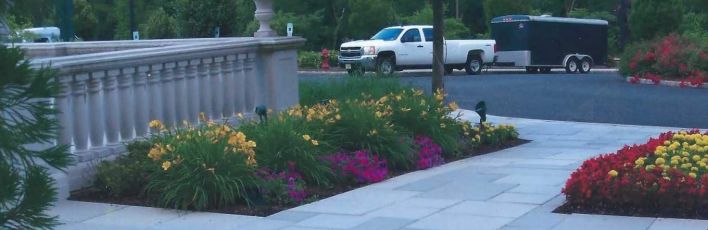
431,0 -> 444,93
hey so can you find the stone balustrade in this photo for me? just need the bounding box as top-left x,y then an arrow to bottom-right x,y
28,37 -> 304,191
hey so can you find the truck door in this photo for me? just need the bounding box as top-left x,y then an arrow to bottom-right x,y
422,28 -> 437,64
398,28 -> 427,65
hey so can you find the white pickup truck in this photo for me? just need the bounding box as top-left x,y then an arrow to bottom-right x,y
338,25 -> 496,75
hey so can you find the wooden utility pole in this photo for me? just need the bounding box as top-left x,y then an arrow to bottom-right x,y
431,0 -> 444,92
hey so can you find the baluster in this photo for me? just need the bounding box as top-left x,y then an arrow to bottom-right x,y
198,58 -> 212,121
148,64 -> 164,125
72,74 -> 90,152
210,57 -> 224,120
162,62 -> 176,127
55,76 -> 73,147
88,71 -> 105,148
244,52 -> 259,111
234,53 -> 246,114
118,67 -> 135,141
186,59 -> 200,123
104,69 -> 120,145
175,61 -> 189,125
222,55 -> 235,118
134,66 -> 150,137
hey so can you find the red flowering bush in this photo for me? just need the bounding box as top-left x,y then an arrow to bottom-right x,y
415,135 -> 445,170
325,150 -> 388,184
563,130 -> 708,217
256,162 -> 308,205
621,34 -> 708,87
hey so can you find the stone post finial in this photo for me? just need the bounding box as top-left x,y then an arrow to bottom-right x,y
253,0 -> 277,37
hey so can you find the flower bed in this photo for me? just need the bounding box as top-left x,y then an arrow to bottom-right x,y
71,78 -> 522,216
558,130 -> 708,219
621,34 -> 707,88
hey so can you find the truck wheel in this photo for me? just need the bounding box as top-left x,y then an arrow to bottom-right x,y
465,55 -> 483,75
525,67 -> 538,74
579,58 -> 592,74
565,57 -> 579,73
377,56 -> 395,75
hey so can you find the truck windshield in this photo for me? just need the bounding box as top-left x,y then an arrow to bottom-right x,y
371,28 -> 403,41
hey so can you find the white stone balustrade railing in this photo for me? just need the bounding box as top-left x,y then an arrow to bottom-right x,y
29,37 -> 303,190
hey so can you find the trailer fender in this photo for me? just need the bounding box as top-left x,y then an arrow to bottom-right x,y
563,54 -> 592,67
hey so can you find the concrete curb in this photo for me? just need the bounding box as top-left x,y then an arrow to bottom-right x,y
625,77 -> 708,89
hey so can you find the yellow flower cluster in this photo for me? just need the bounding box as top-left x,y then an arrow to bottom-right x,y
149,120 -> 167,131
302,134 -> 319,146
287,101 -> 341,124
227,131 -> 257,166
643,131 -> 708,178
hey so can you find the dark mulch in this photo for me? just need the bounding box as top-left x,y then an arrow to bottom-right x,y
554,202 -> 708,220
70,139 -> 530,217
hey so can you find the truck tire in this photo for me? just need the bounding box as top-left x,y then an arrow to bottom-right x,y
579,57 -> 592,74
525,67 -> 538,74
565,57 -> 579,73
465,55 -> 483,75
377,56 -> 395,75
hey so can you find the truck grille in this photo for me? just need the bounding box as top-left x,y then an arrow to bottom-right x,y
340,47 -> 361,58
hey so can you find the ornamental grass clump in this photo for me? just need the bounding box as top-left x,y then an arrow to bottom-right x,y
239,109 -> 337,185
563,130 -> 708,217
144,116 -> 260,211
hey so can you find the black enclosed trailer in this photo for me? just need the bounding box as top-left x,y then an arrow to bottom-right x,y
490,15 -> 608,73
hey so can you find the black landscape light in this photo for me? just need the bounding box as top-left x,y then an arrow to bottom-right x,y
255,105 -> 268,124
475,101 -> 487,124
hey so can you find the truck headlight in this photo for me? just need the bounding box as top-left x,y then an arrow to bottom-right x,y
362,46 -> 376,55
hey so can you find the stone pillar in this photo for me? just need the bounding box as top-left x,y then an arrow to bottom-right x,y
133,66 -> 150,137
210,57 -> 224,119
186,59 -> 200,123
162,62 -> 177,127
244,52 -> 260,111
103,69 -> 121,145
88,71 -> 105,148
118,67 -> 135,141
148,64 -> 164,125
198,58 -> 212,121
71,74 -> 90,151
253,0 -> 276,37
175,61 -> 189,125
55,76 -> 73,147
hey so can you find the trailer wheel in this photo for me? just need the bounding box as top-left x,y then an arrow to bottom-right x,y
465,55 -> 483,75
565,57 -> 579,73
525,67 -> 538,74
579,58 -> 592,74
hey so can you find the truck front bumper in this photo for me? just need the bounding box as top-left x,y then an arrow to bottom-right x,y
338,55 -> 377,71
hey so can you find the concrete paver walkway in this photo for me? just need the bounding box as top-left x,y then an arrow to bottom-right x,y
51,110 -> 708,230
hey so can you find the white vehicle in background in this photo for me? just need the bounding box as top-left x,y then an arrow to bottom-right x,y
21,27 -> 61,43
338,25 -> 496,75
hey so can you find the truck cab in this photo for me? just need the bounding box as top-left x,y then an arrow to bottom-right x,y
339,25 -> 495,75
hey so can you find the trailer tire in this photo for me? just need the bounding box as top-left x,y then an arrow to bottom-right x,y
565,57 -> 579,73
579,57 -> 592,74
465,55 -> 483,75
525,67 -> 538,73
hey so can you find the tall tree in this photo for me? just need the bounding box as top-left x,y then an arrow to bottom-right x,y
431,0 -> 444,92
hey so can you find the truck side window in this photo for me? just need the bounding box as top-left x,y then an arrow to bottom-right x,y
401,29 -> 422,42
423,28 -> 433,42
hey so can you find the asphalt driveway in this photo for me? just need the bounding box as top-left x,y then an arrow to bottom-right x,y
300,70 -> 708,128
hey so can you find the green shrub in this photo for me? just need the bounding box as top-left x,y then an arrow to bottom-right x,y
93,141 -> 152,198
299,75 -> 406,106
144,118 -> 260,210
298,51 -> 322,69
238,111 -> 337,185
